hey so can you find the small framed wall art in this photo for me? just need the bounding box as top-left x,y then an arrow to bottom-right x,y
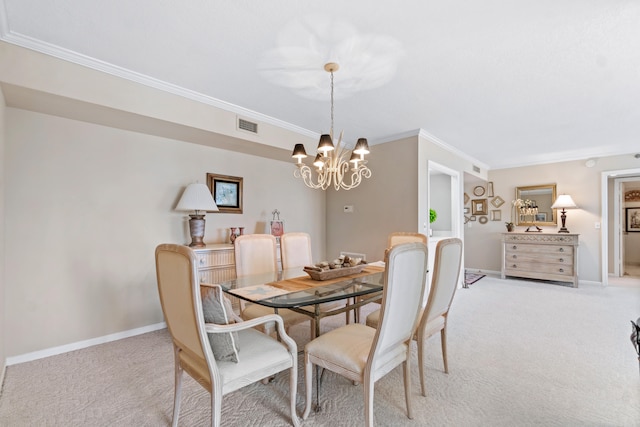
207,173 -> 243,214
626,207 -> 640,232
491,196 -> 505,208
471,199 -> 488,215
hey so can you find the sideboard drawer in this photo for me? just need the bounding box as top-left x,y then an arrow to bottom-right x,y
504,261 -> 574,276
504,251 -> 573,265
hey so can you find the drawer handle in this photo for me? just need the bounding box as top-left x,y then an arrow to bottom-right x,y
559,268 -> 564,273
512,264 -> 517,268
199,259 -> 205,265
512,255 -> 517,259
559,258 -> 564,262
559,248 -> 564,252
512,245 -> 517,250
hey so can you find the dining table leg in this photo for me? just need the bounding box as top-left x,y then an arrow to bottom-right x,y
314,304 -> 321,338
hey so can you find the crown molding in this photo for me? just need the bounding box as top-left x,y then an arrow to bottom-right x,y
0,29 -> 319,140
417,129 -> 491,171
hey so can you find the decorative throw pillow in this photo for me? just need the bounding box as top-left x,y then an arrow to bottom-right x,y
201,290 -> 240,363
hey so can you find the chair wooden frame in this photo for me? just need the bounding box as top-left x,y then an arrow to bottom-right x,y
303,242 -> 429,426
234,234 -> 309,335
366,237 -> 463,396
280,232 -> 349,335
354,231 -> 428,323
155,243 -> 300,427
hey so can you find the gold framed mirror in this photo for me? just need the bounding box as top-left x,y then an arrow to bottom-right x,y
515,184 -> 557,226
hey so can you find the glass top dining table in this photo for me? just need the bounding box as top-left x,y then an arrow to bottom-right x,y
216,265 -> 385,337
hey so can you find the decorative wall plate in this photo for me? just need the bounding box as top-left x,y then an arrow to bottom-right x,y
479,216 -> 488,224
491,196 -> 505,208
473,186 -> 485,196
464,193 -> 470,204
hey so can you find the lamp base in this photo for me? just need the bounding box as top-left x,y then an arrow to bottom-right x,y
557,209 -> 570,233
188,214 -> 206,247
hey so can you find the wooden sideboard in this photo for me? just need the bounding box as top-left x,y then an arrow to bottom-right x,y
192,244 -> 236,284
501,233 -> 579,287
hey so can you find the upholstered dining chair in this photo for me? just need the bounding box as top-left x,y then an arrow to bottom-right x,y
354,231 -> 428,323
366,237 -> 463,397
303,242 -> 429,426
388,231 -> 428,248
234,234 -> 309,335
280,232 -> 348,335
154,243 -> 300,427
279,232 -> 313,271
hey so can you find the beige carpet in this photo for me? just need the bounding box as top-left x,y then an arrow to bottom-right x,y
1,276 -> 639,426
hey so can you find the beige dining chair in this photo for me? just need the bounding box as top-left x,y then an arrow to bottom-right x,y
366,237 -> 463,396
235,234 -> 309,335
388,231 -> 428,247
155,243 -> 300,427
303,242 -> 429,426
280,232 -> 349,335
354,231 -> 428,323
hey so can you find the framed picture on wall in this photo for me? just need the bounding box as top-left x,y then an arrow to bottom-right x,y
626,207 -> 640,232
471,199 -> 488,215
207,173 -> 243,214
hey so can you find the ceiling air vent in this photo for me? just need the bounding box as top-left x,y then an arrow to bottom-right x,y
237,117 -> 258,134
473,165 -> 481,173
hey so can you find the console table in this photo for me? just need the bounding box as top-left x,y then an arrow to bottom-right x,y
192,244 -> 236,284
501,233 -> 579,287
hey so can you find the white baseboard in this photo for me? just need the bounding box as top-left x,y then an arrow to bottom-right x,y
6,322 -> 167,366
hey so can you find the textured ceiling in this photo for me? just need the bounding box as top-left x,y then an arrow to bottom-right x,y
1,0 -> 639,169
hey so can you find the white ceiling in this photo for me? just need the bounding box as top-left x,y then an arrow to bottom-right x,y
1,0 -> 639,169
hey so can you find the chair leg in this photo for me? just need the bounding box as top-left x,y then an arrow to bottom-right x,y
290,359 -> 300,427
211,384 -> 223,427
309,318 -> 316,339
418,336 -> 427,397
364,375 -> 375,427
172,349 -> 183,427
403,359 -> 413,419
303,353 -> 313,419
441,327 -> 449,374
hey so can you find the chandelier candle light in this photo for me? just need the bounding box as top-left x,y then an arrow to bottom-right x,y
291,63 -> 372,190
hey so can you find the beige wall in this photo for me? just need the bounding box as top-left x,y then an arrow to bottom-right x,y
4,108 -> 325,357
464,156 -> 640,282
327,137 -> 419,262
0,86 -> 6,379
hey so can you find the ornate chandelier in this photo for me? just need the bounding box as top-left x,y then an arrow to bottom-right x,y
291,63 -> 372,190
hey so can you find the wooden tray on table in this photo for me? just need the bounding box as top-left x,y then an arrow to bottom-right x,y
303,263 -> 367,281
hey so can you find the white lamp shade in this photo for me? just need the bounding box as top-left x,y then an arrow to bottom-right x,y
175,183 -> 218,212
551,194 -> 578,210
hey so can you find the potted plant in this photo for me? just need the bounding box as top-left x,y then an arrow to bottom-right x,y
429,209 -> 437,237
429,209 -> 437,224
505,221 -> 514,232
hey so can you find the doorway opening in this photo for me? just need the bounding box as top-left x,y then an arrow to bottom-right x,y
601,168 -> 640,286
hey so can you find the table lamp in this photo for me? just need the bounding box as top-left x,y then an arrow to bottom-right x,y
551,194 -> 578,233
176,183 -> 218,247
